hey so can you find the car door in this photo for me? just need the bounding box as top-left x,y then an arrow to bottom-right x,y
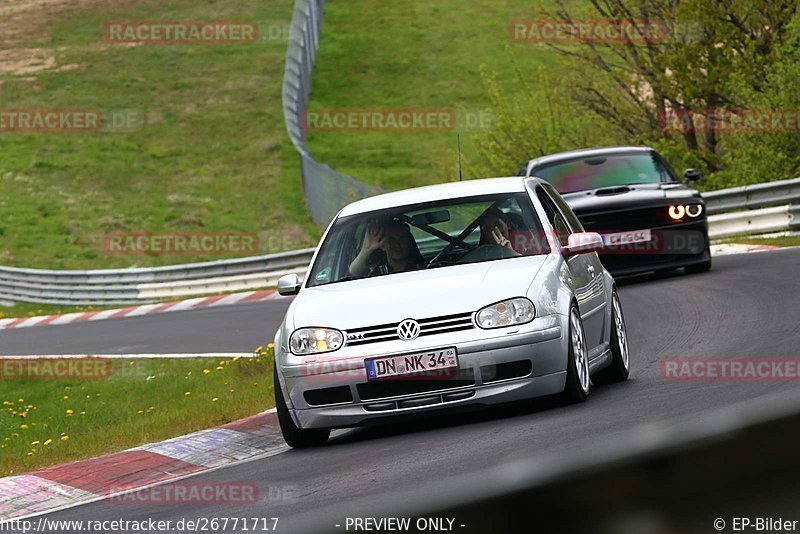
536,185 -> 608,350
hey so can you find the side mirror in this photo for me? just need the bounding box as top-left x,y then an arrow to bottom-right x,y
684,168 -> 702,183
565,232 -> 604,256
277,273 -> 302,296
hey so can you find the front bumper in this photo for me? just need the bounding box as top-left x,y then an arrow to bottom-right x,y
277,315 -> 568,429
598,220 -> 710,276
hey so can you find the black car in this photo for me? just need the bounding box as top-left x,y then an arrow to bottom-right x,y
520,146 -> 711,276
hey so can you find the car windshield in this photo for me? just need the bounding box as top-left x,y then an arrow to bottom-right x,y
307,193 -> 550,287
532,153 -> 676,194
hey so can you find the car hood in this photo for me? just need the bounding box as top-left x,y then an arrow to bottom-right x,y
290,256 -> 549,330
562,182 -> 702,214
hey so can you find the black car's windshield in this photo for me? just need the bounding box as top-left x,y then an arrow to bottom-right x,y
307,193 -> 549,287
532,153 -> 676,194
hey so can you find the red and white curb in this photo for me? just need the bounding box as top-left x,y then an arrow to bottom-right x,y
0,409 -> 286,521
0,289 -> 284,331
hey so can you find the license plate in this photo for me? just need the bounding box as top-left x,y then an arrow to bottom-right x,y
365,348 -> 458,381
603,229 -> 652,246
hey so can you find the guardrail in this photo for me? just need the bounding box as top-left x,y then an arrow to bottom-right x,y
2,178 -> 800,305
0,249 -> 315,306
708,204 -> 800,239
703,176 -> 800,215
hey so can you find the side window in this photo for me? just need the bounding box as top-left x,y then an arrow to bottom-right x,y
542,183 -> 584,233
535,187 -> 571,247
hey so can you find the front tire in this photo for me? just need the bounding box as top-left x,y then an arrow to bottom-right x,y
274,368 -> 330,448
561,304 -> 590,403
593,289 -> 630,384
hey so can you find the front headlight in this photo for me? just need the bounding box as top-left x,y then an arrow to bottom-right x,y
668,204 -> 704,220
475,298 -> 535,329
289,328 -> 344,355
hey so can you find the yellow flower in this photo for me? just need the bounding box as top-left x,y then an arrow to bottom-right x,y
65,409 -> 74,416
233,356 -> 241,361
44,439 -> 52,446
63,395 -> 69,400
31,441 -> 39,446
267,343 -> 275,349
202,369 -> 211,375
184,391 -> 191,396
216,366 -> 224,371
27,452 -> 33,456
137,410 -> 144,414
61,436 -> 69,441
211,397 -> 219,402
17,398 -> 23,403
19,425 -> 28,430
80,411 -> 86,416
255,345 -> 263,353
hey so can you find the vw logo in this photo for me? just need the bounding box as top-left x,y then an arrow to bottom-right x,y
397,319 -> 420,341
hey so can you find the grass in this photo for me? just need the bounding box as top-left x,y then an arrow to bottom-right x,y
305,0 -> 566,190
0,0 -> 318,270
0,347 -> 276,476
0,0 -> 619,271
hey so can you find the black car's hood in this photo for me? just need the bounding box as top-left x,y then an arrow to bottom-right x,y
562,182 -> 702,214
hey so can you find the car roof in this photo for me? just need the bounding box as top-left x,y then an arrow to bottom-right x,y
338,177 -> 541,217
523,146 -> 655,174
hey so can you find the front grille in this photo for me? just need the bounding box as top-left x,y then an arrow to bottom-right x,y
576,206 -> 684,232
345,312 -> 474,346
357,369 -> 475,401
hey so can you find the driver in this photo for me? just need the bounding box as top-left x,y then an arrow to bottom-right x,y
348,219 -> 424,278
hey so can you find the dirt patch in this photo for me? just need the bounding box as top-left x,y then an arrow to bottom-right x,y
0,48 -> 55,75
0,0 -> 143,76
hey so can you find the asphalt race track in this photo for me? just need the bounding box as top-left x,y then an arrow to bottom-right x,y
9,248 -> 800,532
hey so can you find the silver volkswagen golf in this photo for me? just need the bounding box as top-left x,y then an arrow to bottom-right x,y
273,177 -> 630,447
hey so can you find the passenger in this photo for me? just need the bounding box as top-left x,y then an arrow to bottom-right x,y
348,219 -> 424,277
480,209 -> 516,251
